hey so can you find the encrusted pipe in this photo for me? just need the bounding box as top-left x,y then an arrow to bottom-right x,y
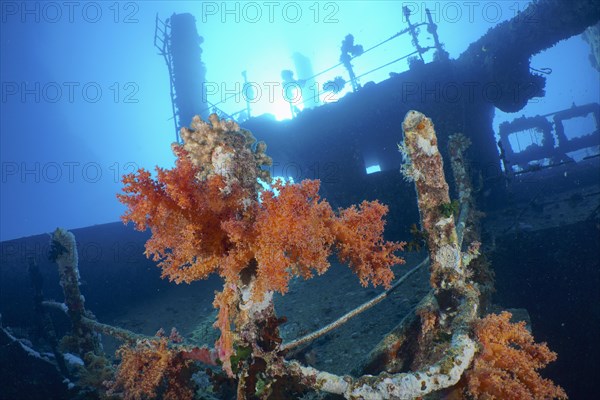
400,111 -> 466,306
50,228 -> 102,357
284,331 -> 476,399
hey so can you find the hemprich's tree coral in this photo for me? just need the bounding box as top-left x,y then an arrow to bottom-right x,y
117,114 -> 404,389
465,311 -> 567,400
107,336 -> 196,400
118,115 -> 402,295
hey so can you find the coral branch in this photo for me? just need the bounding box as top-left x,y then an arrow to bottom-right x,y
333,200 -> 405,288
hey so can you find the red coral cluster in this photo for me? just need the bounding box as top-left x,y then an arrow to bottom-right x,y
118,145 -> 404,298
118,143 -> 404,372
465,312 -> 567,400
107,338 -> 195,400
118,146 -> 250,284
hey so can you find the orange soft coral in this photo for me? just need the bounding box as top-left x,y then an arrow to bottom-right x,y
465,311 -> 567,400
252,179 -> 337,296
118,148 -> 403,297
118,145 -> 249,284
118,142 -> 404,371
107,338 -> 195,400
332,200 -> 402,288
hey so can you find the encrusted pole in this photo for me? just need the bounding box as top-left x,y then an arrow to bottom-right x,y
27,256 -> 70,377
400,111 -> 466,315
355,132 -> 477,375
49,228 -> 102,359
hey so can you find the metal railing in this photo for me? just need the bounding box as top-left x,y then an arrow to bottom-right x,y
155,7 -> 446,129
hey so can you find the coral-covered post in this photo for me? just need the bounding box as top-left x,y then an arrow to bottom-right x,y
49,228 -> 103,361
400,111 -> 469,314
117,114 -> 404,397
